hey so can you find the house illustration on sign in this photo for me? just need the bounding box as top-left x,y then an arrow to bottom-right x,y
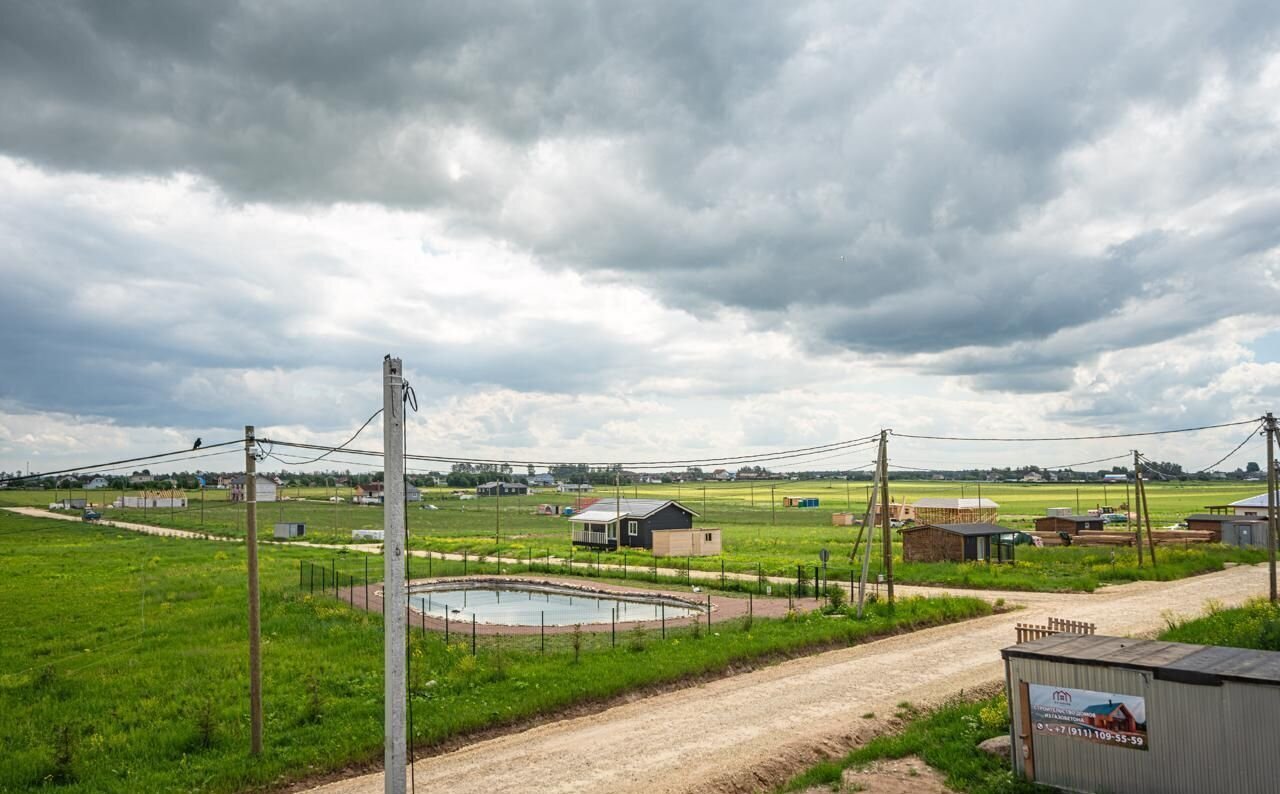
1082,700 -> 1138,733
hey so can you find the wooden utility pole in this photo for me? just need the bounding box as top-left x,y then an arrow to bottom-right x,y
1267,413 -> 1277,603
770,485 -> 776,525
1136,453 -> 1156,565
244,425 -> 263,756
880,430 -> 893,603
382,358 -> 408,794
1127,475 -> 1141,567
855,432 -> 887,618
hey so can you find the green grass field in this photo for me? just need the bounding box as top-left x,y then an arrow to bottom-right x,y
1160,598 -> 1280,650
0,512 -> 990,793
2,479 -> 1266,592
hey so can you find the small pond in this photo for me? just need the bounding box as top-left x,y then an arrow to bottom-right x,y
408,582 -> 703,627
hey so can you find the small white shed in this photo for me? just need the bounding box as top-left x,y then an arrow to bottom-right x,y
274,522 -> 306,539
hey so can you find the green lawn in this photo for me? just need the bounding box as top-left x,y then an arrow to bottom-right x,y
0,512 -> 990,793
2,479 -> 1266,592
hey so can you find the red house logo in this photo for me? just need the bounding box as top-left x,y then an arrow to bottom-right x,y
1053,690 -> 1072,704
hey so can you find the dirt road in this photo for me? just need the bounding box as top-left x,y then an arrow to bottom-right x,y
305,563 -> 1269,794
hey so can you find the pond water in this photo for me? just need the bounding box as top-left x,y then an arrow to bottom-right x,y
408,585 -> 703,627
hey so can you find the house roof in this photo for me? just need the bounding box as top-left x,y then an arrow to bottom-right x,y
1229,492 -> 1280,508
903,522 -> 1010,537
1081,702 -> 1127,716
568,498 -> 697,523
1036,515 -> 1101,523
478,481 -> 527,488
1185,513 -> 1268,523
1003,634 -> 1280,687
913,497 -> 999,509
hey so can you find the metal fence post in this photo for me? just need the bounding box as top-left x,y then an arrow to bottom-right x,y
541,611 -> 545,654
445,607 -> 450,644
612,608 -> 616,648
299,560 -> 304,589
309,562 -> 315,594
471,614 -> 477,656
464,550 -> 468,576
707,594 -> 711,629
815,566 -> 820,601
661,603 -> 666,639
721,558 -> 725,588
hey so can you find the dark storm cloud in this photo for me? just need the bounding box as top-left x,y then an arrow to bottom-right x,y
3,0 -> 1280,398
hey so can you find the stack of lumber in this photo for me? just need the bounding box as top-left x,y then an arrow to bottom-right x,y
1148,530 -> 1214,545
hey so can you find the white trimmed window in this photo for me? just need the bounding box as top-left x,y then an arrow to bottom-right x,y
628,520 -> 639,536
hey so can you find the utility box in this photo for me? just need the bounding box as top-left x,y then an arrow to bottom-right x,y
352,529 -> 385,541
1003,634 -> 1280,794
273,522 -> 305,539
1220,520 -> 1269,548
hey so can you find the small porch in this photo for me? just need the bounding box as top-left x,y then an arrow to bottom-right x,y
571,520 -> 620,549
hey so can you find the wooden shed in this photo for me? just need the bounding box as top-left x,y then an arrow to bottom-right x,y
651,527 -> 722,557
901,522 -> 1015,563
1034,515 -> 1106,535
872,502 -> 915,522
831,512 -> 860,526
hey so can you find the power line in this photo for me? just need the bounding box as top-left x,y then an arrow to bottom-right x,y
0,441 -> 242,484
1141,422 -> 1263,477
267,409 -> 384,465
257,435 -> 882,471
888,418 -> 1260,443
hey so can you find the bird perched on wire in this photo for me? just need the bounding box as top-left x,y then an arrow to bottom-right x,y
192,437 -> 202,450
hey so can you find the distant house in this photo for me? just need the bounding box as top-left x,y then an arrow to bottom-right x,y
1021,471 -> 1044,483
355,483 -> 385,504
901,523 -> 1016,563
84,477 -> 109,490
129,474 -> 154,485
477,481 -> 529,497
557,483 -> 593,493
912,497 -> 999,525
711,469 -> 732,481
1102,473 -> 1129,483
528,473 -> 556,487
1034,515 -> 1105,535
116,490 -> 188,509
569,498 -> 702,552
229,475 -> 278,503
1217,492 -> 1280,519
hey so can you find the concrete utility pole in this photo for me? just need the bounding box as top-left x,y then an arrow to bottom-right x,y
1267,413 -> 1277,603
880,430 -> 894,604
244,425 -> 263,756
383,358 -> 408,794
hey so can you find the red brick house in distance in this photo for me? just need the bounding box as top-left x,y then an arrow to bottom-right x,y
901,523 -> 1016,563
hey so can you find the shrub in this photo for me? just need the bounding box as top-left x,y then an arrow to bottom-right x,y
193,697 -> 218,748
628,624 -> 645,653
50,724 -> 76,784
303,674 -> 323,724
689,614 -> 702,639
826,584 -> 846,612
571,623 -> 583,664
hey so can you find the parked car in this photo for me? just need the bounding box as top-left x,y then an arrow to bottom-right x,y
1101,513 -> 1127,524
81,509 -> 101,522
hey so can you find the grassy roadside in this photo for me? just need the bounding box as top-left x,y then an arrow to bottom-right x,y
1159,597 -> 1280,649
0,513 -> 991,793
779,696 -> 1048,794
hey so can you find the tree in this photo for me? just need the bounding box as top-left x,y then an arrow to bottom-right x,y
1247,461 -> 1261,473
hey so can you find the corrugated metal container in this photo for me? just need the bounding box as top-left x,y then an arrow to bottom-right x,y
1046,507 -> 1072,517
1003,635 -> 1280,794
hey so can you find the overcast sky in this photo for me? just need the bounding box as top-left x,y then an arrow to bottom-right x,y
2,1 -> 1279,476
